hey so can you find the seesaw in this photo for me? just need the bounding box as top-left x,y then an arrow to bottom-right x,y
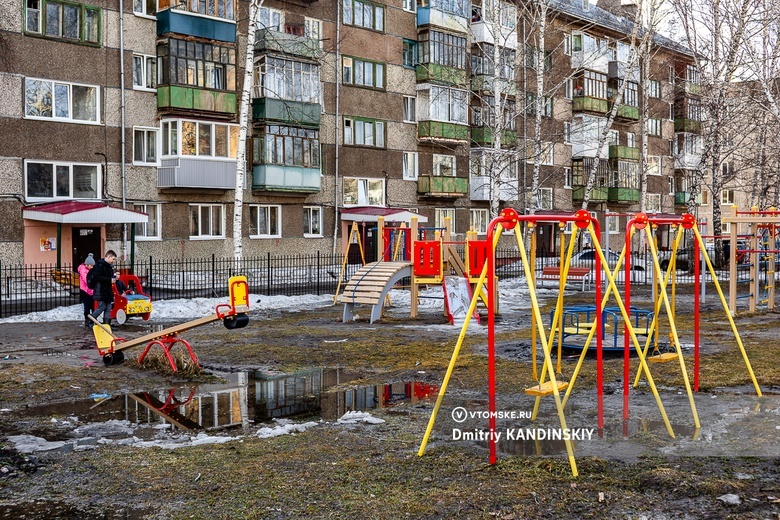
90,276 -> 250,370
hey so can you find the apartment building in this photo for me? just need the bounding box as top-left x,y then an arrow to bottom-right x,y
0,0 -> 698,266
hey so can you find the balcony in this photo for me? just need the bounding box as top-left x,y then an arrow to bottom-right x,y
674,153 -> 701,170
252,97 -> 321,127
674,192 -> 702,205
418,121 -> 469,141
571,50 -> 609,73
255,28 -> 319,60
674,118 -> 702,133
471,127 -> 517,146
571,139 -> 608,160
572,185 -> 608,202
416,64 -> 468,86
157,85 -> 237,115
158,157 -> 237,189
470,175 -> 517,201
470,74 -> 517,96
608,61 -> 639,82
417,175 -> 468,197
470,20 -> 517,49
252,165 -> 321,193
608,145 -> 639,161
675,81 -> 702,97
572,96 -> 609,115
416,5 -> 468,33
608,187 -> 640,203
610,103 -> 639,121
156,8 -> 236,43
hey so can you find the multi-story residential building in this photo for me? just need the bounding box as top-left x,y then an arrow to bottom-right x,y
0,0 -> 699,267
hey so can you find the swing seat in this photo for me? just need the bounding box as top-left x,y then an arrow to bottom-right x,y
648,352 -> 678,363
525,380 -> 569,396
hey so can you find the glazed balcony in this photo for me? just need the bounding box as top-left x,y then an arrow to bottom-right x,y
608,61 -> 639,83
255,28 -> 319,60
156,7 -> 236,43
252,165 -> 321,193
158,156 -> 236,189
157,85 -> 237,115
674,191 -> 702,205
470,74 -> 516,96
251,97 -> 321,127
416,1 -> 469,32
417,175 -> 468,197
470,175 -> 517,201
470,20 -> 517,49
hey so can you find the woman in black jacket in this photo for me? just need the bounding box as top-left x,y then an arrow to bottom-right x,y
90,250 -> 117,325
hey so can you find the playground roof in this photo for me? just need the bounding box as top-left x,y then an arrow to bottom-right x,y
340,207 -> 428,223
22,201 -> 149,224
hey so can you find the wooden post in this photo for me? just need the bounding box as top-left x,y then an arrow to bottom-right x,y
377,216 -> 385,262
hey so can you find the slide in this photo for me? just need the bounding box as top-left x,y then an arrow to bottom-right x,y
442,276 -> 480,326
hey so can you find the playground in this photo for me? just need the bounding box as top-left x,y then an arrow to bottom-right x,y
1,210 -> 780,518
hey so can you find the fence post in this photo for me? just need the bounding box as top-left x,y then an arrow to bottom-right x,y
212,254 -> 216,297
149,255 -> 154,300
266,252 -> 271,295
317,251 -> 321,295
0,260 -> 3,318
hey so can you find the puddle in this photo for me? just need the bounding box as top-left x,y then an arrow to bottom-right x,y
0,502 -> 153,519
5,368 -> 439,452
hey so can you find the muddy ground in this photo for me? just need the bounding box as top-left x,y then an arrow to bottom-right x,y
1,285 -> 780,519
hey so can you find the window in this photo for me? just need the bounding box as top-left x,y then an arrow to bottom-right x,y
564,78 -> 572,99
435,208 -> 455,231
433,154 -> 456,176
418,30 -> 467,69
607,129 -> 619,146
687,99 -> 702,121
304,206 -> 323,237
259,7 -> 282,29
157,38 -> 236,91
627,132 -> 636,148
403,0 -> 416,12
403,152 -> 418,180
133,127 -> 158,165
471,96 -> 515,130
255,56 -> 320,103
525,45 -> 552,72
646,193 -> 661,213
26,0 -> 101,44
622,81 -> 639,107
563,33 -> 571,56
25,78 -> 99,123
564,167 -> 572,189
526,142 -> 554,165
344,177 -> 385,206
343,117 -> 385,147
608,215 -> 620,234
721,189 -> 735,205
189,204 -> 224,239
470,209 -> 488,234
343,0 -> 384,31
255,125 -> 320,168
647,155 -> 661,176
249,205 -> 281,238
538,187 -> 553,210
564,121 -> 571,144
668,102 -> 674,121
722,221 -> 731,234
582,70 -> 607,99
648,79 -> 661,98
526,92 -> 553,117
162,119 -> 240,158
701,190 -> 709,206
669,65 -> 675,84
647,118 -> 662,137
402,39 -> 418,68
133,0 -> 155,16
133,203 -> 161,240
668,176 -> 674,195
425,86 -> 468,124
403,96 -> 417,123
669,139 -> 675,157
471,45 -> 516,81
25,160 -> 99,201
342,57 -> 384,88
686,64 -> 700,85
132,54 -> 156,90
304,18 -> 322,47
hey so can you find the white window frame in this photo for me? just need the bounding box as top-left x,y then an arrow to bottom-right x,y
433,154 -> 456,177
470,208 -> 489,234
647,118 -> 662,137
304,206 -> 323,237
343,177 -> 385,206
161,119 -> 240,158
304,17 -> 322,48
608,129 -> 619,146
526,142 -> 554,166
563,33 -> 571,56
133,126 -> 159,165
627,132 -> 636,148
564,167 -> 572,189
24,160 -> 101,202
259,7 -> 284,31
435,208 -> 455,231
24,77 -> 101,125
647,155 -> 661,176
646,193 -> 661,213
563,121 -> 571,144
564,78 -> 572,100
648,79 -> 661,98
132,54 -> 157,91
343,117 -> 386,148
668,102 -> 675,121
249,204 -> 282,238
668,176 -> 674,195
607,214 -> 620,234
133,203 -> 161,240
721,189 -> 735,205
722,221 -> 731,234
539,187 -> 553,210
403,151 -> 418,180
133,0 -> 157,18
403,95 -> 417,123
402,0 -> 416,13
189,204 -> 225,240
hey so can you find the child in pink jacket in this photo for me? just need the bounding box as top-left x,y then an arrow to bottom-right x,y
78,254 -> 95,329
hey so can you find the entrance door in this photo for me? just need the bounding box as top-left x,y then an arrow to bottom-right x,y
72,227 -> 102,269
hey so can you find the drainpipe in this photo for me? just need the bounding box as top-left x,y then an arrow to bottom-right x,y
332,0 -> 341,254
119,0 -> 128,260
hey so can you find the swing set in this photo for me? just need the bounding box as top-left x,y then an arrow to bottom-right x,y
417,209 -> 762,477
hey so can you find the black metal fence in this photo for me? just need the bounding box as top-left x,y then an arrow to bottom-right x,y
0,249 -> 744,318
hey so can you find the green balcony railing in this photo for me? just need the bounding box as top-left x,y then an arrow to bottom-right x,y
157,85 -> 237,114
417,175 -> 468,197
608,145 -> 640,161
252,98 -> 321,127
418,121 -> 469,141
416,63 -> 468,86
674,118 -> 702,133
255,28 -> 319,60
674,191 -> 702,205
572,185 -> 608,202
609,103 -> 640,120
471,127 -> 517,146
572,96 -> 609,114
608,187 -> 640,203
